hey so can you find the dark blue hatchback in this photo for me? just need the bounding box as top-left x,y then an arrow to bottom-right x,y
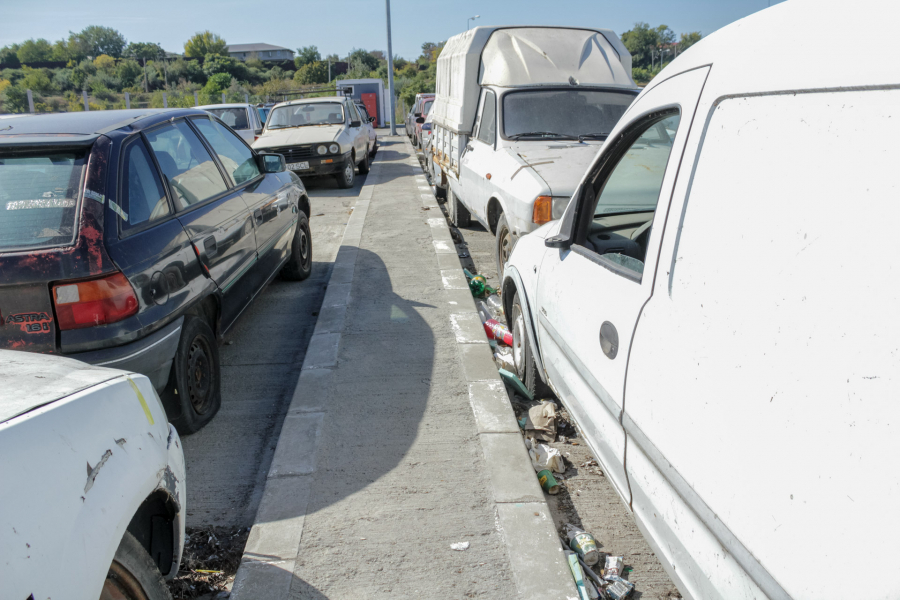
0,109 -> 312,433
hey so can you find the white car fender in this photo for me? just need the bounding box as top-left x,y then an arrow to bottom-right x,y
1,374 -> 184,599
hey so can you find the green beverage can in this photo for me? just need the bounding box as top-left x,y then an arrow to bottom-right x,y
537,469 -> 560,494
569,532 -> 600,566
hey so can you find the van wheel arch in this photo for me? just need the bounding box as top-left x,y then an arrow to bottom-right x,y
487,197 -> 503,234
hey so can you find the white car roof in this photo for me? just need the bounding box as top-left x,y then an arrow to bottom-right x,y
195,103 -> 255,111
645,0 -> 897,100
0,350 -> 125,424
272,96 -> 347,109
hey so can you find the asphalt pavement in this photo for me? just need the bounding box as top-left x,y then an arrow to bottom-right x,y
181,169 -> 367,528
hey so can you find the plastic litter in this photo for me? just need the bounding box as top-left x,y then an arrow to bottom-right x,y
494,346 -> 515,371
450,542 -> 470,551
603,556 -> 625,580
498,368 -> 533,401
537,469 -> 560,494
484,293 -> 504,316
519,400 -> 557,442
477,303 -> 513,345
566,524 -> 600,566
604,576 -> 634,600
526,438 -> 565,473
463,268 -> 497,298
566,551 -> 591,600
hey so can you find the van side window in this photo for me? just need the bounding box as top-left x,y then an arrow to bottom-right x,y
580,112 -> 681,278
476,90 -> 496,145
120,138 -> 170,232
192,117 -> 261,186
145,120 -> 229,211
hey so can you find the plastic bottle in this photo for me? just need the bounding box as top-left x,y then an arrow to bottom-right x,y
477,303 -> 513,345
485,294 -> 503,317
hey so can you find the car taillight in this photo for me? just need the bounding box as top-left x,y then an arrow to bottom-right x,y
533,196 -> 553,225
53,272 -> 139,330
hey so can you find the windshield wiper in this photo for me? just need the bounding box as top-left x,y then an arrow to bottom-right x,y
508,131 -> 579,141
578,132 -> 610,141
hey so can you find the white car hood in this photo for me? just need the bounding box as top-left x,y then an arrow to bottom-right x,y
508,141 -> 603,197
254,124 -> 344,149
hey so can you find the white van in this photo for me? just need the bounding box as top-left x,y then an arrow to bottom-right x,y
431,27 -> 639,276
502,1 -> 900,598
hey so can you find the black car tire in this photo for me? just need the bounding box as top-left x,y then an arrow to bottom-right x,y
281,212 -> 313,281
335,159 -> 355,189
164,316 -> 221,435
358,150 -> 370,175
102,532 -> 173,600
495,212 -> 512,281
510,292 -> 553,400
448,188 -> 471,228
369,140 -> 378,158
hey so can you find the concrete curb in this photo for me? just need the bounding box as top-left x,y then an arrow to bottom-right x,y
410,140 -> 578,599
231,151 -> 379,600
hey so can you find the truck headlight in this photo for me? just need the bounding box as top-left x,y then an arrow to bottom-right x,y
533,196 -> 570,225
552,197 -> 569,220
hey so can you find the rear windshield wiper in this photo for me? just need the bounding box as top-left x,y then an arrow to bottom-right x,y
508,131 -> 579,141
578,132 -> 610,141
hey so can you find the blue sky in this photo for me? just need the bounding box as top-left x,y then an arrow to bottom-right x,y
0,0 -> 786,61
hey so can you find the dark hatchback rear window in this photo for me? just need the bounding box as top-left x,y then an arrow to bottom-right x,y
0,150 -> 86,252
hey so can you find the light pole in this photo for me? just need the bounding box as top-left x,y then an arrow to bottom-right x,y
385,0 -> 397,134
468,15 -> 480,30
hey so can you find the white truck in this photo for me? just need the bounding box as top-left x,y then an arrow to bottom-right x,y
430,26 -> 640,275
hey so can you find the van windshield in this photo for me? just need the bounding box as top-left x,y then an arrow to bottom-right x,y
0,150 -> 86,251
267,103 -> 345,129
502,89 -> 637,140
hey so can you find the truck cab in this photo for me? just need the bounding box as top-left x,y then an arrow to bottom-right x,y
431,27 -> 639,276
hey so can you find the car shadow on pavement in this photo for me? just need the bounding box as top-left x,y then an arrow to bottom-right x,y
246,248 -> 437,596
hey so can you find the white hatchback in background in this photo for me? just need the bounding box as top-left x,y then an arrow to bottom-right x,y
196,103 -> 264,144
0,350 -> 186,599
502,1 -> 900,598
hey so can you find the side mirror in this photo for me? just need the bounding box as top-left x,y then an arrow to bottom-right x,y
368,116 -> 375,123
257,153 -> 286,173
544,184 -> 580,249
254,127 -> 263,136
544,235 -> 572,249
349,120 -> 361,128
415,117 -> 425,124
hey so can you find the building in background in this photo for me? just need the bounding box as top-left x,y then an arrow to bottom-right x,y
227,43 -> 295,62
336,79 -> 387,127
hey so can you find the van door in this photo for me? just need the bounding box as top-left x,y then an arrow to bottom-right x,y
458,89 -> 497,222
535,67 -> 709,501
144,118 -> 258,330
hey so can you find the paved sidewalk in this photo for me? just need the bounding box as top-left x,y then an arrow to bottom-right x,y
232,136 -> 576,599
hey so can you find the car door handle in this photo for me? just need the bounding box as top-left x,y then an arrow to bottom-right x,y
254,208 -> 263,224
203,235 -> 218,259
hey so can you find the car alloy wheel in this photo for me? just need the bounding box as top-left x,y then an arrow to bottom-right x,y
343,163 -> 354,185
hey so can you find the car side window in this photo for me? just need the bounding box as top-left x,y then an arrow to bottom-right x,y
476,91 -> 496,146
145,120 -> 229,211
579,111 -> 681,278
348,102 -> 361,123
120,137 -> 171,232
191,117 -> 261,186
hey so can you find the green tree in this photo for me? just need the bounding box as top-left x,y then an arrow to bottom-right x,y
295,45 -> 320,68
0,45 -> 21,67
347,48 -> 379,73
126,42 -> 165,92
293,61 -> 328,85
17,39 -> 54,64
621,22 -> 670,69
20,67 -> 54,94
117,59 -> 143,86
200,72 -> 232,103
2,84 -> 32,112
184,31 -> 227,58
93,54 -> 116,71
679,32 -> 702,53
77,26 -> 127,58
202,53 -> 240,77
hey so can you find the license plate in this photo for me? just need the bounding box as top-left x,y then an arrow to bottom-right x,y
288,161 -> 309,171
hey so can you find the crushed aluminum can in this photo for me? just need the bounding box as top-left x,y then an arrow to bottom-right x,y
604,576 -> 634,600
537,469 -> 560,494
604,556 -> 624,580
566,524 -> 600,566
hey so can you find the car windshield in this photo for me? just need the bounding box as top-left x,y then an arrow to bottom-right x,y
0,150 -> 86,251
256,107 -> 271,125
502,89 -> 637,139
267,103 -> 345,129
206,108 -> 250,130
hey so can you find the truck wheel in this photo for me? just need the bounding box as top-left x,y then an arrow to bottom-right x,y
335,159 -> 355,189
358,150 -> 370,175
511,292 -> 553,400
101,532 -> 172,600
449,188 -> 471,228
281,212 -> 312,281
495,213 -> 513,280
163,316 -> 221,435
